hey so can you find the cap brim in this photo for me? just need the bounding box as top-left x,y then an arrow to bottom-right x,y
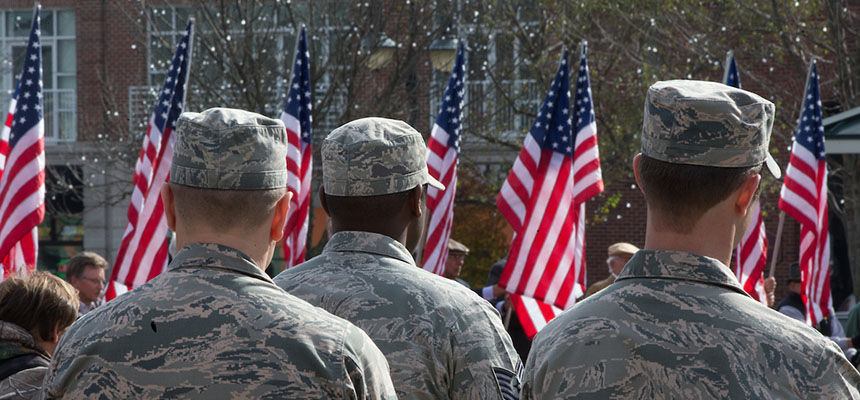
427,173 -> 446,191
764,153 -> 781,179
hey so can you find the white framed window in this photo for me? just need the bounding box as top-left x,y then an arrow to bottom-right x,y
2,9 -> 76,142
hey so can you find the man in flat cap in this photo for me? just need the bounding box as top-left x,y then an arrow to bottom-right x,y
523,81 -> 860,399
43,108 -> 396,399
445,238 -> 470,285
583,242 -> 639,298
275,117 -> 523,399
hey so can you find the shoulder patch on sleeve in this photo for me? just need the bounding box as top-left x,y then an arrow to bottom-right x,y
493,363 -> 523,400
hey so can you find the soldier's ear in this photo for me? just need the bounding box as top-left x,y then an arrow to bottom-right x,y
319,185 -> 329,214
270,190 -> 292,242
734,173 -> 761,216
162,184 -> 177,231
409,185 -> 424,218
632,153 -> 644,194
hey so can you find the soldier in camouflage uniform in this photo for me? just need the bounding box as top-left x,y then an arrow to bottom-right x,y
274,117 -> 523,399
523,81 -> 860,399
42,108 -> 396,399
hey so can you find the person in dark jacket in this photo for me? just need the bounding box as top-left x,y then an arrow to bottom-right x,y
0,272 -> 78,400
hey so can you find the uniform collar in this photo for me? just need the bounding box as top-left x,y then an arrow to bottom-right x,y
168,242 -> 274,283
616,249 -> 749,297
323,231 -> 416,266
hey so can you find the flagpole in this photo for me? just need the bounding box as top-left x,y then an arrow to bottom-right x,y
183,18 -> 195,108
722,50 -> 733,85
504,304 -> 512,329
768,211 -> 785,278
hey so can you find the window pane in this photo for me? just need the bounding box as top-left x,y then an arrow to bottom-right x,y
43,92 -> 53,139
58,75 -> 75,89
57,10 -> 75,36
175,7 -> 191,28
58,91 -> 74,110
59,111 -> 75,140
150,73 -> 166,87
150,8 -> 173,33
58,40 -> 75,73
150,36 -> 173,72
6,12 -> 32,37
41,11 -> 54,37
11,45 -> 25,82
43,46 -> 53,89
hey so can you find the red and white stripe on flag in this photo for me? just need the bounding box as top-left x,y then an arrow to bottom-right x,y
509,293 -> 562,340
282,27 -> 313,269
723,51 -> 768,304
0,8 -> 45,279
423,43 -> 466,275
734,201 -> 768,304
107,21 -> 193,300
778,60 -> 831,326
497,46 -> 602,310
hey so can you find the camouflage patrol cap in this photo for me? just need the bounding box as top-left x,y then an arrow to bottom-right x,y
170,108 -> 287,190
641,80 -> 781,178
322,117 -> 445,196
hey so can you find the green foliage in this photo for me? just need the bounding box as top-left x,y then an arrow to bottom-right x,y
592,190 -> 623,224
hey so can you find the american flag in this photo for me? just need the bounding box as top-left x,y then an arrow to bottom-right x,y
724,51 -> 768,305
281,27 -> 313,268
723,50 -> 741,88
734,202 -> 769,303
0,7 -> 45,279
107,21 -> 193,300
423,43 -> 465,275
779,60 -> 831,326
509,293 -> 562,340
497,44 -> 603,309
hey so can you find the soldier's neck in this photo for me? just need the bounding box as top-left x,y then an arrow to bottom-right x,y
330,222 -> 409,248
643,204 -> 736,268
176,230 -> 274,271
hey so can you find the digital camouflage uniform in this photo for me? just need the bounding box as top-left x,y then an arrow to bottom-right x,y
523,81 -> 860,399
276,118 -> 523,400
42,108 -> 396,399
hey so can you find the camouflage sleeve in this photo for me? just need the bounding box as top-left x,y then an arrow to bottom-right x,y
39,327 -> 75,400
342,324 -> 398,399
520,337 -> 543,400
449,300 -> 523,400
809,340 -> 860,399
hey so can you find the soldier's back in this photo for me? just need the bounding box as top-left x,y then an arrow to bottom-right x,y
524,250 -> 860,399
275,231 -> 522,400
42,243 -> 395,400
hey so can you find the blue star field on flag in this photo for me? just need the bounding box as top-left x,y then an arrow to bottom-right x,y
530,51 -> 573,156
153,21 -> 192,132
573,44 -> 595,140
436,43 -> 466,153
284,27 -> 312,145
795,61 -> 825,160
9,8 -> 43,149
725,52 -> 741,89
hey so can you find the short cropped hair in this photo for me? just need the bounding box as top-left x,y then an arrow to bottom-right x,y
637,155 -> 762,233
66,251 -> 108,280
0,272 -> 79,341
169,183 -> 287,232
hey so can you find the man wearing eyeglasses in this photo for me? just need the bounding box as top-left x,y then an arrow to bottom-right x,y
66,252 -> 107,316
